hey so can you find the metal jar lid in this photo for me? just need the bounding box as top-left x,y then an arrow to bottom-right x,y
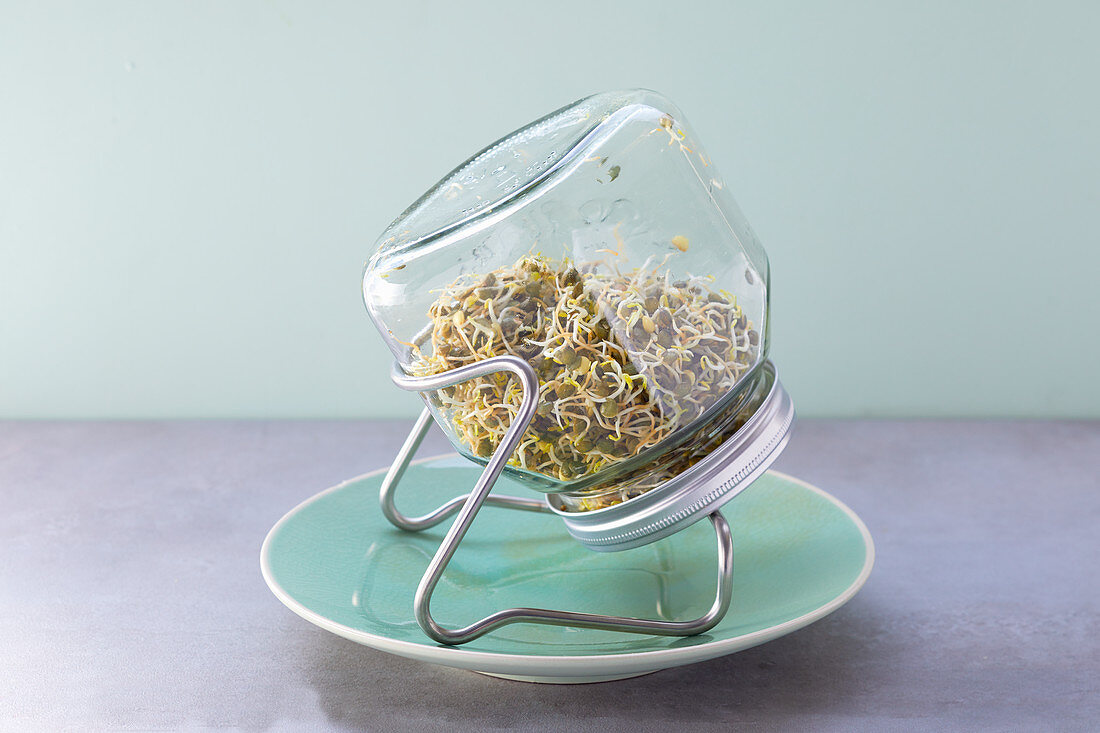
546,361 -> 795,552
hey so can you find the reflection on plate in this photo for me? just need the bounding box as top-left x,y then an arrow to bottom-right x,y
261,457 -> 873,683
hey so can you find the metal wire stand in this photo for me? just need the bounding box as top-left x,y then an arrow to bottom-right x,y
380,354 -> 733,645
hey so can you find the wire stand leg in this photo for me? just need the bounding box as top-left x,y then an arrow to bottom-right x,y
380,355 -> 734,645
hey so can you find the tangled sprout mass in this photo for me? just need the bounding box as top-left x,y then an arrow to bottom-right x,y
409,254 -> 759,486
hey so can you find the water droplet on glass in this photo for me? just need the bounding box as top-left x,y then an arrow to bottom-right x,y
579,199 -> 608,225
606,198 -> 638,225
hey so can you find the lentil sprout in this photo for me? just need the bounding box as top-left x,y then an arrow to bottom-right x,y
410,254 -> 758,485
561,369 -> 770,511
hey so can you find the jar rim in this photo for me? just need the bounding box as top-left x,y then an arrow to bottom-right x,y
547,360 -> 795,551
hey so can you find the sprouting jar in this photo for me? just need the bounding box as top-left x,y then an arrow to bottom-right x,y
364,89 -> 773,508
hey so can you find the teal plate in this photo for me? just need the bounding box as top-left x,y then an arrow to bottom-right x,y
261,456 -> 874,684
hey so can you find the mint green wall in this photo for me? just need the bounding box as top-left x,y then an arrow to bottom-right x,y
2,1 -> 1097,419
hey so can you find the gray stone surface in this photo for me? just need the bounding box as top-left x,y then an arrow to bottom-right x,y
1,420 -> 1097,731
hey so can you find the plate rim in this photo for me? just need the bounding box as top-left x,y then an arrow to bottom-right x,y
260,456 -> 875,677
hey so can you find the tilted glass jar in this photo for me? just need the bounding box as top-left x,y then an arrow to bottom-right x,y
364,89 -> 784,514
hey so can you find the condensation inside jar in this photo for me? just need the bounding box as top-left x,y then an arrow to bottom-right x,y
363,89 -> 773,506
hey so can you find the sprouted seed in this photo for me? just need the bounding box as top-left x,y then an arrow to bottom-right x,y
409,254 -> 758,488
560,368 -> 770,511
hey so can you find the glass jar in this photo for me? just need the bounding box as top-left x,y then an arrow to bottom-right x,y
364,89 -> 779,512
